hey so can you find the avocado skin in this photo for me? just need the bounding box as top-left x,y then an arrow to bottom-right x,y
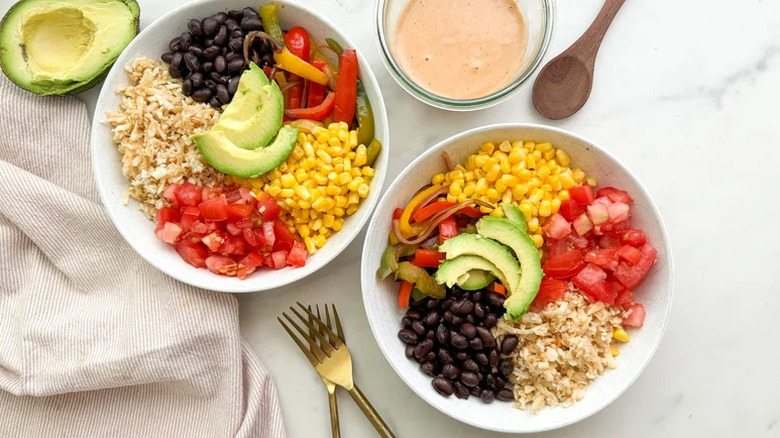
0,0 -> 140,96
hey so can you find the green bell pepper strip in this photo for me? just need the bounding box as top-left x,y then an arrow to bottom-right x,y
377,245 -> 398,280
259,3 -> 285,46
365,138 -> 382,167
395,262 -> 446,299
356,80 -> 375,146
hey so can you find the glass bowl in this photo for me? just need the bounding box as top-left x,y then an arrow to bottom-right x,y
375,0 -> 556,111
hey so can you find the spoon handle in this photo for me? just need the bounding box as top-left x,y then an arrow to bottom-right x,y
573,0 -> 626,62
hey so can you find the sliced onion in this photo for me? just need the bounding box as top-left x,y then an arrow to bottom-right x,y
284,119 -> 323,133
411,186 -> 449,215
244,31 -> 283,65
279,80 -> 302,95
321,64 -> 338,91
442,151 -> 455,172
420,235 -> 439,250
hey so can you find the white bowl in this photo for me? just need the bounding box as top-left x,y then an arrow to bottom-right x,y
360,124 -> 673,433
91,0 -> 389,292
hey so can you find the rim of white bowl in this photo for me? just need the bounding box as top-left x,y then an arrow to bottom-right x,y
90,0 -> 389,293
360,123 -> 674,432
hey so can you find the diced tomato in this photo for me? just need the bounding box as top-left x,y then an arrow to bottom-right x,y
612,219 -> 632,233
622,229 -> 647,247
569,185 -> 594,205
243,227 -> 259,246
543,213 -> 571,240
273,220 -> 297,252
607,202 -> 630,223
559,199 -> 585,221
398,280 -> 413,309
599,232 -> 622,249
175,240 -> 208,268
392,208 -> 404,220
411,249 -> 445,268
237,252 -> 264,279
156,222 -> 183,244
531,278 -> 569,311
623,303 -> 646,327
547,238 -> 570,257
572,213 -> 593,236
583,248 -> 618,270
412,201 -> 456,223
199,197 -> 228,221
587,204 -> 609,225
286,241 -> 308,267
614,287 -> 635,307
614,243 -> 656,289
268,250 -> 288,270
596,187 -> 634,204
571,234 -> 590,249
174,181 -> 202,207
202,232 -> 225,251
592,196 -> 613,206
225,222 -> 242,236
226,203 -> 253,220
616,245 -> 642,264
488,282 -> 506,296
224,189 -> 243,204
257,193 -> 282,220
572,263 -> 614,304
238,187 -> 257,207
205,255 -> 238,276
156,207 -> 180,228
233,219 -> 254,229
164,184 -> 179,205
190,221 -> 210,234
438,216 -> 458,245
543,249 -> 585,279
262,221 -> 276,249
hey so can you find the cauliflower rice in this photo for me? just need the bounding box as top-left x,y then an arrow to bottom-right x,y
105,58 -> 223,218
493,292 -> 624,413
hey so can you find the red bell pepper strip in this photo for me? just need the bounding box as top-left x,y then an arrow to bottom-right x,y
438,216 -> 458,245
411,249 -> 445,268
488,282 -> 506,296
398,280 -> 413,309
412,201 -> 456,223
284,26 -> 310,61
307,61 -> 327,108
285,92 -> 336,120
392,208 -> 404,220
333,49 -> 358,124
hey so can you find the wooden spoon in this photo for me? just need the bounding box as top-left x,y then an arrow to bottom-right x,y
532,0 -> 626,120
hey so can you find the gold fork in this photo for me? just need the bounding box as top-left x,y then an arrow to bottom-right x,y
308,305 -> 341,438
279,303 -> 396,438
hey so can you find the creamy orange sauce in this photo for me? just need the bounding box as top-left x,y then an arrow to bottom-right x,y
393,0 -> 527,100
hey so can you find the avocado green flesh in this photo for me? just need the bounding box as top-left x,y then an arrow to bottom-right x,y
502,202 -> 527,233
195,126 -> 298,179
476,216 -> 544,321
435,255 -> 502,290
0,0 -> 140,95
438,234 -> 522,294
214,63 -> 283,150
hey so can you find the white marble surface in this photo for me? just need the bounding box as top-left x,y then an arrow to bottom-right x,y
3,0 -> 779,436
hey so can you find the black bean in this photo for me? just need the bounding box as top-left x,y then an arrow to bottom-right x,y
256,39 -> 271,54
171,52 -> 184,68
210,71 -> 223,83
474,352 -> 489,366
442,298 -> 454,311
426,299 -> 439,309
242,7 -> 259,17
241,17 -> 263,32
182,78 -> 192,95
485,374 -> 499,390
421,362 -> 435,376
161,52 -> 173,63
229,37 -> 244,52
406,309 -> 422,320
463,359 -> 479,373
214,26 -> 228,46
437,348 -> 454,365
479,389 -> 495,403
470,386 -> 481,397
442,311 -> 454,324
169,64 -> 182,78
500,335 -> 519,355
202,45 -> 220,60
460,323 -> 477,339
454,382 -> 470,399
401,316 -> 413,329
451,315 -> 463,326
473,302 -> 486,319
468,337 -> 484,351
202,17 -> 219,36
476,327 -> 496,348
483,313 -> 498,329
231,29 -> 244,39
169,37 -> 184,52
414,339 -> 434,359
411,321 -> 426,336
187,18 -> 204,37
227,76 -> 240,95
472,291 -> 483,302
183,52 -> 199,72
488,292 -> 505,308
262,53 -> 274,66
190,72 -> 204,88
449,333 -> 468,350
488,349 -> 500,368
496,388 -> 514,402
190,87 -> 211,102
204,79 -> 217,89
499,360 -> 513,377
435,324 -> 449,345
214,11 -> 228,25
398,329 -> 419,345
226,18 -> 239,30
201,62 -> 214,73
405,345 -> 415,359
455,351 -> 469,361
423,351 -> 436,362
423,312 -> 439,327
432,377 -> 454,397
204,38 -> 214,47
442,364 -> 460,380
465,314 -> 476,324
188,46 -> 203,57
180,32 -> 192,47
493,375 -> 506,389
460,371 -> 479,388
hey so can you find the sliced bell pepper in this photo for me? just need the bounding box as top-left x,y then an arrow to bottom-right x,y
287,78 -> 304,110
356,80 -> 374,146
307,61 -> 328,108
392,208 -> 404,220
325,38 -> 344,56
438,216 -> 458,245
333,49 -> 358,124
412,201 -> 456,223
377,245 -> 399,280
488,282 -> 506,296
398,185 -> 443,238
398,280 -> 413,309
274,48 -> 329,85
284,26 -> 310,61
259,3 -> 285,45
365,138 -> 382,167
411,249 -> 445,268
395,262 -> 445,298
285,92 -> 335,120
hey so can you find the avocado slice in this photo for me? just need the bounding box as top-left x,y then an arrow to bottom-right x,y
502,202 -> 528,233
194,126 -> 298,179
436,256 -> 501,290
213,63 -> 283,150
476,216 -> 544,321
458,270 -> 497,291
438,234 -> 522,294
0,0 -> 140,96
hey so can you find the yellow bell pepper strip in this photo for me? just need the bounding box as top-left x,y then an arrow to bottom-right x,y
273,48 -> 329,85
398,185 -> 442,238
259,3 -> 285,45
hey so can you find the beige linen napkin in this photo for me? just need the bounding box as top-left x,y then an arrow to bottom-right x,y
0,75 -> 286,437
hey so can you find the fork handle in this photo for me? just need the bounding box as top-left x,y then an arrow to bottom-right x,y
347,384 -> 396,438
327,391 -> 340,438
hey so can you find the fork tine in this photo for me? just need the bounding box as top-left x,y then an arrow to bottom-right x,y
295,302 -> 343,347
290,306 -> 336,355
332,304 -> 345,343
307,305 -> 316,351
324,304 -> 333,331
282,312 -> 329,361
277,317 -> 319,366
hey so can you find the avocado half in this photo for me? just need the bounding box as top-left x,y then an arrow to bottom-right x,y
0,0 -> 140,96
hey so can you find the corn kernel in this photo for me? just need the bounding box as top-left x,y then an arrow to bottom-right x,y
346,205 -> 358,215
543,149 -> 556,161
531,233 -> 544,248
450,182 -> 462,196
529,188 -> 544,203
362,167 -> 375,177
572,168 -> 585,183
279,188 -> 294,198
323,214 -> 335,228
338,172 -> 352,185
537,166 -> 551,180
498,140 -> 512,153
298,225 -> 311,238
613,328 -> 631,343
358,183 -> 370,198
524,141 -> 536,151
304,237 -> 317,253
527,217 -> 540,232
480,142 -> 495,154
551,198 -> 562,214
610,345 -> 620,357
355,144 -> 367,166
512,184 -> 529,200
335,195 -> 348,208
333,218 -> 344,231
475,178 -> 488,195
519,201 -> 534,220
539,200 -> 552,217
586,177 -> 597,187
315,235 -> 327,248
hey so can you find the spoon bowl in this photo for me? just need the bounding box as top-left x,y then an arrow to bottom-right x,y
532,55 -> 593,120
